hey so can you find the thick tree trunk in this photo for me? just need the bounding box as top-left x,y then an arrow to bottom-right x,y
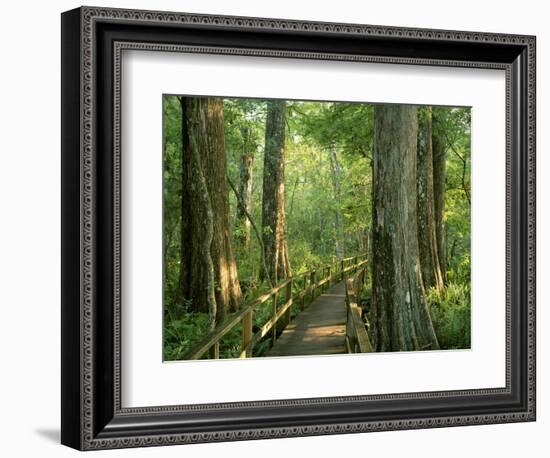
417,107 -> 444,293
236,127 -> 254,247
178,97 -> 242,325
370,105 -> 439,352
260,100 -> 291,284
432,109 -> 447,278
328,144 -> 345,258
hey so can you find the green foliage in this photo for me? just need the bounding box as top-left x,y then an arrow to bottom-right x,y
163,96 -> 472,358
436,106 -> 471,281
164,308 -> 245,360
223,98 -> 266,182
284,102 -> 372,265
163,96 -> 183,319
428,282 -> 471,350
163,304 -> 209,361
428,106 -> 472,351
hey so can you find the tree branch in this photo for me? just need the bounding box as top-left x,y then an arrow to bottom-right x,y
227,175 -> 274,289
438,125 -> 471,205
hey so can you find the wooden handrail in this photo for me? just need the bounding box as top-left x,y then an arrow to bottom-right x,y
183,253 -> 368,360
345,265 -> 373,354
182,304 -> 254,360
241,296 -> 293,357
250,278 -> 292,308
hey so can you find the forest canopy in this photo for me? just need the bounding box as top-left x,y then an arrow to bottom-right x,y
162,95 -> 471,360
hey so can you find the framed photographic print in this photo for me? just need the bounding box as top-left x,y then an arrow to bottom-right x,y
61,6 -> 536,450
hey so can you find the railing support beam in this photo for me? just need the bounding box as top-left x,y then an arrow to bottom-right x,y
241,309 -> 253,358
271,292 -> 278,345
284,279 -> 293,327
310,270 -> 317,302
209,342 -> 219,359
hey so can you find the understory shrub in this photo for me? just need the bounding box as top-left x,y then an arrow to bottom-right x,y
427,282 -> 471,350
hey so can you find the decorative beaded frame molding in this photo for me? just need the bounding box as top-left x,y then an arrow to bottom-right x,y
61,5 -> 536,451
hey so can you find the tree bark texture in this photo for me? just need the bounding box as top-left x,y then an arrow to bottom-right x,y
260,100 -> 291,284
236,127 -> 254,247
179,97 -> 242,324
370,105 -> 440,352
328,144 -> 345,258
417,107 -> 444,292
432,109 -> 447,278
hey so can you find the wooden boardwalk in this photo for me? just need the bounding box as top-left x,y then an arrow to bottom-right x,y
181,255 -> 368,361
266,281 -> 347,357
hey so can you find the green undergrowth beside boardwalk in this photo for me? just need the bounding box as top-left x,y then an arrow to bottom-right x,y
428,283 -> 471,350
164,270 -> 471,361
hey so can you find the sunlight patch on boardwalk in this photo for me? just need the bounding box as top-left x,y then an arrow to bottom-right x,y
266,281 -> 347,357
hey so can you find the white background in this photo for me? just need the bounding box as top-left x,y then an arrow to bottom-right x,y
123,52 -> 506,406
0,0 -> 546,457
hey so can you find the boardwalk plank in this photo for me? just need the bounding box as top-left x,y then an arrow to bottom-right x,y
266,281 -> 347,357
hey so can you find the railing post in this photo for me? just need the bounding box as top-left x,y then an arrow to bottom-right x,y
209,342 -> 220,359
327,266 -> 331,287
284,279 -> 292,327
353,256 -> 358,272
271,292 -> 278,345
311,270 -> 316,301
241,308 -> 253,358
300,273 -> 307,310
341,260 -> 345,281
345,280 -> 351,353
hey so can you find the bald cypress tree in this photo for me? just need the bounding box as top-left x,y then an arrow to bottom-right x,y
417,107 -> 444,292
370,105 -> 439,352
260,100 -> 291,284
432,108 -> 447,279
236,127 -> 254,248
178,97 -> 242,327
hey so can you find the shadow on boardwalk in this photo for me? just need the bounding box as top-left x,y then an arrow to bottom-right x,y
266,281 -> 347,357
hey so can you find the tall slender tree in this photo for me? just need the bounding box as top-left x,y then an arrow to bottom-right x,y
178,96 -> 242,326
260,100 -> 291,283
370,105 -> 440,352
432,108 -> 447,278
328,144 -> 345,258
417,107 -> 444,292
236,127 -> 254,247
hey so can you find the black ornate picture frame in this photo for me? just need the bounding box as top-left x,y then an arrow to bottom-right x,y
61,6 -> 536,450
